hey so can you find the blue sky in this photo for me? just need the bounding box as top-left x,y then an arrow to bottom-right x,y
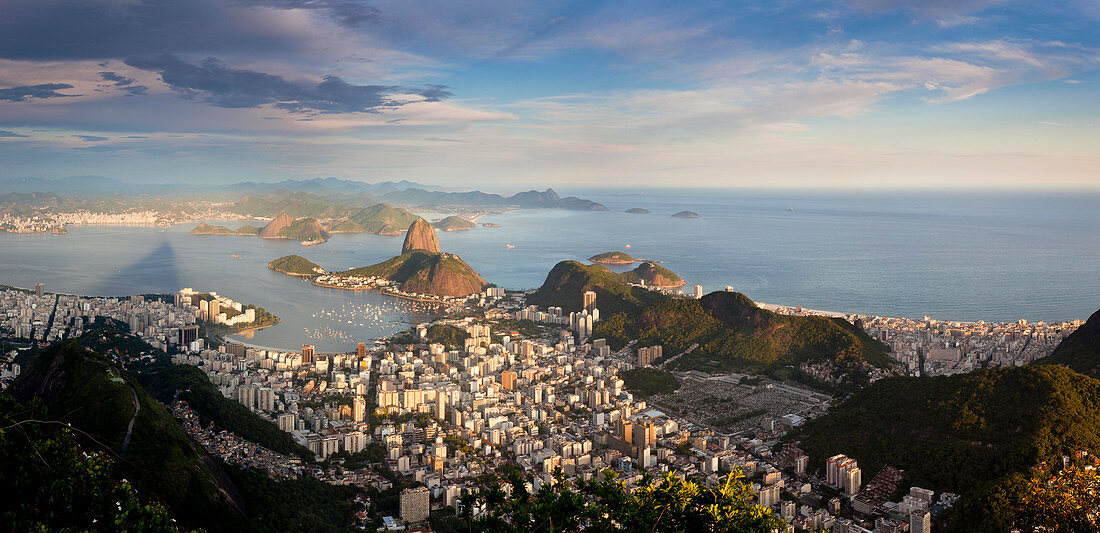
0,0 -> 1096,189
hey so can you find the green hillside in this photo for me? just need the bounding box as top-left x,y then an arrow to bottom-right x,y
1035,308 -> 1100,377
277,217 -> 329,242
594,291 -> 890,381
792,365 -> 1100,532
619,261 -> 684,287
7,340 -> 246,530
337,250 -> 488,297
526,260 -> 670,316
268,254 -> 326,276
433,215 -> 476,231
191,221 -> 237,234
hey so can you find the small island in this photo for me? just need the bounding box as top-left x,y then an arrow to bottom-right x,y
589,251 -> 636,264
482,223 -> 502,228
190,221 -> 256,236
267,255 -> 326,277
433,215 -> 476,232
625,208 -> 650,214
671,211 -> 700,218
620,261 -> 685,288
190,215 -> 328,243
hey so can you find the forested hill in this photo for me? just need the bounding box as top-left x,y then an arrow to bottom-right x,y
594,290 -> 890,382
792,364 -> 1100,532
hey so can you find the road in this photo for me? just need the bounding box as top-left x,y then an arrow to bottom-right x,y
120,381 -> 141,456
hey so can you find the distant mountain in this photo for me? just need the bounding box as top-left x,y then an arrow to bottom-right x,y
526,261 -> 670,316
381,187 -> 608,210
331,203 -> 418,235
594,291 -> 891,381
792,364 -> 1100,532
433,215 -> 476,232
1035,308 -> 1100,377
7,340 -> 246,530
233,190 -> 356,219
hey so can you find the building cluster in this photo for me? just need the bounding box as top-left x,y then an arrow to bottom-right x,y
859,314 -> 1078,376
176,288 -> 257,327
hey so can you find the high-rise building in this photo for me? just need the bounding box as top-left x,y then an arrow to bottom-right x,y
209,299 -> 220,321
844,466 -> 862,496
357,342 -> 366,358
400,486 -> 430,523
302,344 -> 315,365
583,290 -> 597,312
910,510 -> 932,533
353,395 -> 366,422
693,285 -> 703,299
35,283 -> 42,297
758,484 -> 780,508
178,325 -> 199,347
501,370 -> 517,391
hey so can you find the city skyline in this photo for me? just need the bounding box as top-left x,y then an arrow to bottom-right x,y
0,1 -> 1097,189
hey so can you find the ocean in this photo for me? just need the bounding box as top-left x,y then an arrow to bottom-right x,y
1,189 -> 1097,352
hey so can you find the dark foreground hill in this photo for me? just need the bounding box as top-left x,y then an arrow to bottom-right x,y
594,291 -> 890,384
792,364 -> 1100,532
6,340 -> 246,530
1035,307 -> 1100,377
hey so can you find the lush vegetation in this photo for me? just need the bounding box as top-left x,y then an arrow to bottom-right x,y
225,465 -> 360,531
433,215 -> 476,231
277,217 -> 329,241
589,251 -> 635,263
8,340 -> 246,530
0,395 -> 180,532
526,260 -> 670,315
594,291 -> 890,381
452,469 -> 784,532
1036,307 -> 1100,377
426,324 -> 471,348
233,189 -> 356,219
619,367 -> 681,397
792,364 -> 1100,532
267,254 -> 326,276
190,221 -> 238,234
334,203 -> 418,234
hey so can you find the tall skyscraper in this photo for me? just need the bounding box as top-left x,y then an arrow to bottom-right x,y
501,370 -> 517,391
583,290 -> 596,312
357,342 -> 366,358
302,344 -> 316,365
693,285 -> 703,299
35,283 -> 42,297
353,395 -> 366,422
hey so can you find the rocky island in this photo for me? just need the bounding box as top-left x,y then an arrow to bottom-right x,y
589,251 -> 636,264
189,221 -> 258,236
620,261 -> 685,288
625,208 -> 651,214
671,210 -> 700,218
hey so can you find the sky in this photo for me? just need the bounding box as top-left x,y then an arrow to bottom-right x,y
0,0 -> 1097,190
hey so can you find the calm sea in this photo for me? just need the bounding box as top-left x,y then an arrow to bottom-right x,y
1,189 -> 1097,351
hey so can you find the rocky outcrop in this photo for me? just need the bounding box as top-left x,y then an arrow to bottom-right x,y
258,213 -> 293,238
401,218 -> 441,254
622,261 -> 685,288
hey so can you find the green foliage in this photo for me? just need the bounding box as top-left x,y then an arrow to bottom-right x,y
224,465 -> 360,531
619,261 -> 684,287
267,254 -> 326,276
526,260 -> 670,315
0,396 -> 180,532
495,319 -> 546,337
466,469 -> 785,532
341,203 -> 418,234
8,340 -> 245,530
426,324 -> 471,348
336,250 -> 487,297
233,190 -> 356,219
792,365 -> 1100,532
594,291 -> 890,381
619,367 -> 680,397
277,217 -> 329,241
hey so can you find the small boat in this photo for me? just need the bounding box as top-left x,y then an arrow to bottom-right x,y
625,244 -> 631,249
787,206 -> 794,211
231,254 -> 240,258
505,244 -> 515,248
